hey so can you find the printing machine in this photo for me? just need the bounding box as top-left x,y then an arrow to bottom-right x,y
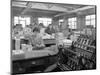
59,34 -> 96,71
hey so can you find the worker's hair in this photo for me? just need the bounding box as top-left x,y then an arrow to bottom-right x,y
33,27 -> 40,32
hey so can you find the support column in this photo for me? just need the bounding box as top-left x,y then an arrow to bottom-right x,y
77,15 -> 86,31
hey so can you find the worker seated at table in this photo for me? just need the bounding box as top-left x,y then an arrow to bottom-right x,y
45,24 -> 55,35
31,27 -> 45,48
12,24 -> 23,39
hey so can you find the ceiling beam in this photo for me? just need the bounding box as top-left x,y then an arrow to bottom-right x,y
31,3 -> 69,12
21,2 -> 32,15
12,2 -> 69,13
70,6 -> 95,13
54,6 -> 95,17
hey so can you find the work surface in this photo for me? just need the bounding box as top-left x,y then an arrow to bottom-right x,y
12,45 -> 58,61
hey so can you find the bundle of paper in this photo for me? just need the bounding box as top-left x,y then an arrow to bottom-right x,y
63,39 -> 72,48
42,33 -> 52,39
25,50 -> 50,58
12,50 -> 25,61
25,45 -> 58,58
12,50 -> 24,55
44,45 -> 58,54
21,44 -> 33,51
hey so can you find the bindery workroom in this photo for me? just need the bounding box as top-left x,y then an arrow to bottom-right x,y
11,0 -> 96,74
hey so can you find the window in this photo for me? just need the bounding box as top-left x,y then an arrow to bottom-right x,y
38,18 -> 52,27
85,14 -> 95,27
59,19 -> 64,26
68,17 -> 77,29
14,16 -> 31,27
14,16 -> 19,25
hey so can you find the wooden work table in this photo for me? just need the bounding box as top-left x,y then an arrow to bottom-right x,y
12,45 -> 58,61
12,45 -> 59,74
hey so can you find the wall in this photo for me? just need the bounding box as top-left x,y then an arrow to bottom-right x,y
31,16 -> 38,24
11,13 -> 34,26
77,15 -> 86,31
52,7 -> 96,31
12,7 -> 96,30
52,17 -> 59,25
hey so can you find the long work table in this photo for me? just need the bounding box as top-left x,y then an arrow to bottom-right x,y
12,45 -> 59,74
12,45 -> 58,61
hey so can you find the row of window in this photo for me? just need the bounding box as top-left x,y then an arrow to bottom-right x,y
14,14 -> 96,29
85,15 -> 95,27
38,18 -> 52,27
68,17 -> 77,29
59,14 -> 96,29
14,16 -> 52,27
14,16 -> 31,27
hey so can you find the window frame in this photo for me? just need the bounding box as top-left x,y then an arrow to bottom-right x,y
14,16 -> 31,27
85,14 -> 95,27
68,17 -> 77,29
38,18 -> 52,27
59,19 -> 64,26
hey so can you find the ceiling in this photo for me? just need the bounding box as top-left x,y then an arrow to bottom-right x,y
12,1 -> 95,17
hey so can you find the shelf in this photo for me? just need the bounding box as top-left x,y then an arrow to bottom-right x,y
76,47 -> 93,53
75,41 -> 95,49
62,64 -> 72,70
68,56 -> 79,64
58,63 -> 72,71
63,48 -> 78,55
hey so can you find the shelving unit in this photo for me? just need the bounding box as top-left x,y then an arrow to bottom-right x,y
62,34 -> 96,70
58,63 -> 72,71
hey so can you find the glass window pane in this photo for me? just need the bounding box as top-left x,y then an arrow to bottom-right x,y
91,15 -> 95,19
26,21 -> 29,25
43,21 -> 47,26
19,16 -> 25,20
14,20 -> 18,25
26,17 -> 30,21
86,21 -> 90,25
74,18 -> 77,21
93,24 -> 95,28
14,22 -> 18,25
86,15 -> 91,20
22,17 -> 25,20
19,16 -> 22,20
47,21 -> 51,24
26,21 -> 30,25
72,22 -> 75,25
69,25 -> 72,28
38,18 -> 52,21
72,26 -> 75,29
14,19 -> 18,22
75,22 -> 76,25
14,16 -> 18,20
39,20 -> 43,24
14,21 -> 18,24
68,17 -> 77,29
75,26 -> 77,29
25,17 -> 31,25
19,21 -> 25,27
74,24 -> 77,28
72,18 -> 75,21
68,18 -> 72,22
59,19 -> 64,22
38,18 -> 52,27
91,19 -> 95,25
68,17 -> 77,22
47,21 -> 51,25
68,22 -> 71,25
